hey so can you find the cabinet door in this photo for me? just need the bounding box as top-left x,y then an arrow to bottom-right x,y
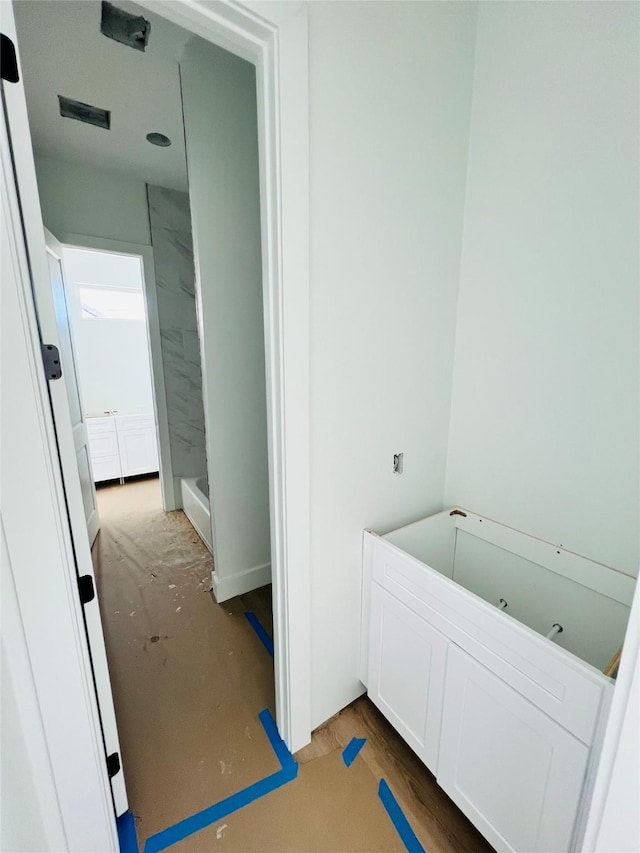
368,582 -> 448,772
117,426 -> 159,477
90,455 -> 121,483
438,645 -> 588,853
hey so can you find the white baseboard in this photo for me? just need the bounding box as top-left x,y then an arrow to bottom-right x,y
211,562 -> 272,602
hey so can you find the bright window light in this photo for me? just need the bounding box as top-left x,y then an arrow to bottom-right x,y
80,286 -> 145,321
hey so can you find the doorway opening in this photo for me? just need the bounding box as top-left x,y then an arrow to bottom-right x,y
13,0 -> 278,840
61,245 -> 164,495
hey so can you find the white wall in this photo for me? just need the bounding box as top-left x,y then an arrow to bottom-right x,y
34,154 -> 151,245
180,38 -> 271,598
445,2 -> 639,576
63,247 -> 155,416
308,1 -> 478,727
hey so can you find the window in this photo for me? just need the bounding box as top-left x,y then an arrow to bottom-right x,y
80,285 -> 145,321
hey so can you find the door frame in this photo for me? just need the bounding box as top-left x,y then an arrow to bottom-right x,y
56,233 -> 177,512
131,0 -> 311,754
2,0 -> 310,847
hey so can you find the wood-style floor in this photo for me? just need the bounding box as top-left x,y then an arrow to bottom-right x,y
93,477 -> 492,852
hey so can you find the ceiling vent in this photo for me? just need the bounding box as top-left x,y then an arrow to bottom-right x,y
100,2 -> 150,52
58,96 -> 111,130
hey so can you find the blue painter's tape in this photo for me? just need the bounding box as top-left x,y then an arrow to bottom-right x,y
244,611 -> 274,658
342,737 -> 366,767
143,709 -> 297,853
258,708 -> 296,769
117,810 -> 138,853
378,778 -> 425,853
144,765 -> 297,853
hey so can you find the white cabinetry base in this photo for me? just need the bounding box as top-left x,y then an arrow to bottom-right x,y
438,645 -> 589,853
362,508 -> 631,853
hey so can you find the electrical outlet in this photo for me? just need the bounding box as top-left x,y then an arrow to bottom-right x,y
393,453 -> 403,474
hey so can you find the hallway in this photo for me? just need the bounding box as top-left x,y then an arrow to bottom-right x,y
93,478 -> 490,852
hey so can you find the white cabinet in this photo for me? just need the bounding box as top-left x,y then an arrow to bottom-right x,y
366,569 -> 601,853
438,645 -> 589,853
368,583 -> 448,772
87,414 -> 158,482
115,415 -> 159,478
86,417 -> 121,483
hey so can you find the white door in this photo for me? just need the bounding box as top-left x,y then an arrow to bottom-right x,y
19,233 -> 128,813
45,230 -> 100,542
368,581 -> 449,773
438,644 -> 588,853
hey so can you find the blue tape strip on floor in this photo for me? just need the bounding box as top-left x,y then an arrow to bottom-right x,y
117,810 -> 138,853
342,737 -> 366,767
244,611 -> 274,658
143,709 -> 297,853
258,708 -> 296,769
378,778 -> 425,853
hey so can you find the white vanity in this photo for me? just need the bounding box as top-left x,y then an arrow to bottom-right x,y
87,413 -> 159,483
361,508 -> 635,853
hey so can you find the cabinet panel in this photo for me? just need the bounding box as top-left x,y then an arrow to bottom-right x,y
91,454 -> 121,483
117,427 -> 158,477
368,582 -> 448,772
86,416 -> 117,435
87,432 -> 119,459
438,645 -> 588,853
371,534 -> 604,744
115,414 -> 155,431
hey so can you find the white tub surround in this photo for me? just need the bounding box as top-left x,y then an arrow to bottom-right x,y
180,477 -> 212,553
179,476 -> 271,596
362,508 -> 635,853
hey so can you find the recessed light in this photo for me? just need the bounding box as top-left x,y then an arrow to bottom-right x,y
146,132 -> 171,147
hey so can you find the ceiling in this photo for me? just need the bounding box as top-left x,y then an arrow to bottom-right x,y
14,0 -> 191,191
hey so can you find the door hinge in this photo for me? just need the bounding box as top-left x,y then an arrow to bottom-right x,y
106,752 -> 121,778
41,344 -> 62,380
78,574 -> 95,605
1,34 -> 19,83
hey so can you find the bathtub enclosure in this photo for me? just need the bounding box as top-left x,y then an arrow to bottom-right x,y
180,477 -> 212,553
361,509 -> 635,853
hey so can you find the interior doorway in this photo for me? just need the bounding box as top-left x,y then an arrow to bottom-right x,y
3,0 -> 311,844
9,0 -> 284,839
61,245 -> 164,493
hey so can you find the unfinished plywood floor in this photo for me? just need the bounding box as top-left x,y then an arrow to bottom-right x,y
94,477 -> 492,853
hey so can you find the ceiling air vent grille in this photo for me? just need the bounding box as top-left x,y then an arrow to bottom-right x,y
58,96 -> 111,130
100,2 -> 150,52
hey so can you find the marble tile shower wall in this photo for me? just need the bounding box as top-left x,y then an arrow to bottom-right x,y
147,185 -> 207,483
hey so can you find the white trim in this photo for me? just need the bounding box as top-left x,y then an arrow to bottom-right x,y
135,0 -> 312,751
212,563 -> 273,602
55,231 -> 178,512
581,579 -> 640,851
